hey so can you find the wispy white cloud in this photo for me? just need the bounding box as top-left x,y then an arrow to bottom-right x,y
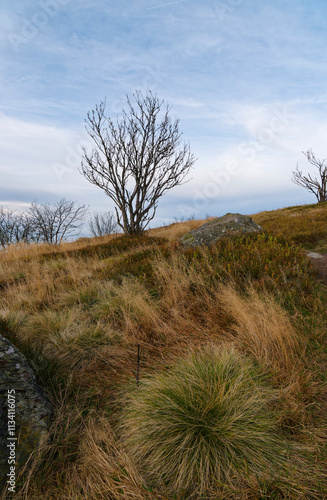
2,0 -> 327,225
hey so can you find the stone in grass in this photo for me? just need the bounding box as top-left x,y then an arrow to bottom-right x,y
181,213 -> 262,248
0,334 -> 52,493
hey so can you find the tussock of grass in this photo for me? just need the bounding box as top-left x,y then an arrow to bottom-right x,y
22,308 -> 82,341
120,345 -> 300,497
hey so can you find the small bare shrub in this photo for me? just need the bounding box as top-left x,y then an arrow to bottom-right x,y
88,211 -> 117,237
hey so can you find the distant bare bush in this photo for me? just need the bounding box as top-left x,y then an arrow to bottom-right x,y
88,211 -> 117,237
0,208 -> 33,248
28,198 -> 88,245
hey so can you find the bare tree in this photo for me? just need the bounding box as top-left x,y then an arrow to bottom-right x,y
0,208 -> 17,248
0,208 -> 33,248
292,149 -> 327,203
89,211 -> 117,237
12,213 -> 34,244
81,90 -> 196,235
28,198 -> 88,245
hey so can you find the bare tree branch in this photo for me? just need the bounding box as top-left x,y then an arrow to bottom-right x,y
28,199 -> 88,245
80,90 -> 196,234
292,149 -> 327,203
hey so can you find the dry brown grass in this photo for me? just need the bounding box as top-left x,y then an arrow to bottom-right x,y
0,205 -> 326,499
11,395 -> 155,500
148,217 -> 209,241
219,284 -> 303,379
153,254 -> 309,403
0,237 -> 310,394
218,284 -> 312,425
0,233 -> 119,263
68,414 -> 154,500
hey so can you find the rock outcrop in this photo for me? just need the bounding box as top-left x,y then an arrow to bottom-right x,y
181,213 -> 262,248
0,334 -> 52,493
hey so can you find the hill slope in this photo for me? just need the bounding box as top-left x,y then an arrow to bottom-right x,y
0,204 -> 326,499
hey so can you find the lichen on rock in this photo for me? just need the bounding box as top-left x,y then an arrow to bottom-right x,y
180,213 -> 262,248
0,334 -> 52,492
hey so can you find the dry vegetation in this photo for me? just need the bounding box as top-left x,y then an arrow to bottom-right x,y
252,201 -> 327,252
0,205 -> 327,499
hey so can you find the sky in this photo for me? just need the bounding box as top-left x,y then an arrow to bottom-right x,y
2,0 -> 327,233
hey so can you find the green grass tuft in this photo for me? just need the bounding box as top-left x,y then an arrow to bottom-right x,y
120,345 -> 291,497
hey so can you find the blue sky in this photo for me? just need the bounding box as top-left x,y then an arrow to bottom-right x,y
2,0 -> 327,231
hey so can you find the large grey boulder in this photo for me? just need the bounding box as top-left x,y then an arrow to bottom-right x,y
181,213 -> 262,248
0,334 -> 52,493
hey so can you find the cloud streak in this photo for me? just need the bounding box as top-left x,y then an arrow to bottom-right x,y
2,0 -> 327,227
147,0 -> 188,10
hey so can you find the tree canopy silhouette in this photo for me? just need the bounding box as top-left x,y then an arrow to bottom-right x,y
81,90 -> 196,234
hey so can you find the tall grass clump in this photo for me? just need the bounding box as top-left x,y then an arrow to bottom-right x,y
120,345 -> 291,497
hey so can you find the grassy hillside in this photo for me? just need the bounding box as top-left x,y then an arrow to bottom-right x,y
252,201 -> 327,252
0,205 -> 326,499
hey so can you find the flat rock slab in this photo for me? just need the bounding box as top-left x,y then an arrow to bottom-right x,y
306,252 -> 327,287
0,334 -> 52,493
306,251 -> 324,259
181,213 -> 262,248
